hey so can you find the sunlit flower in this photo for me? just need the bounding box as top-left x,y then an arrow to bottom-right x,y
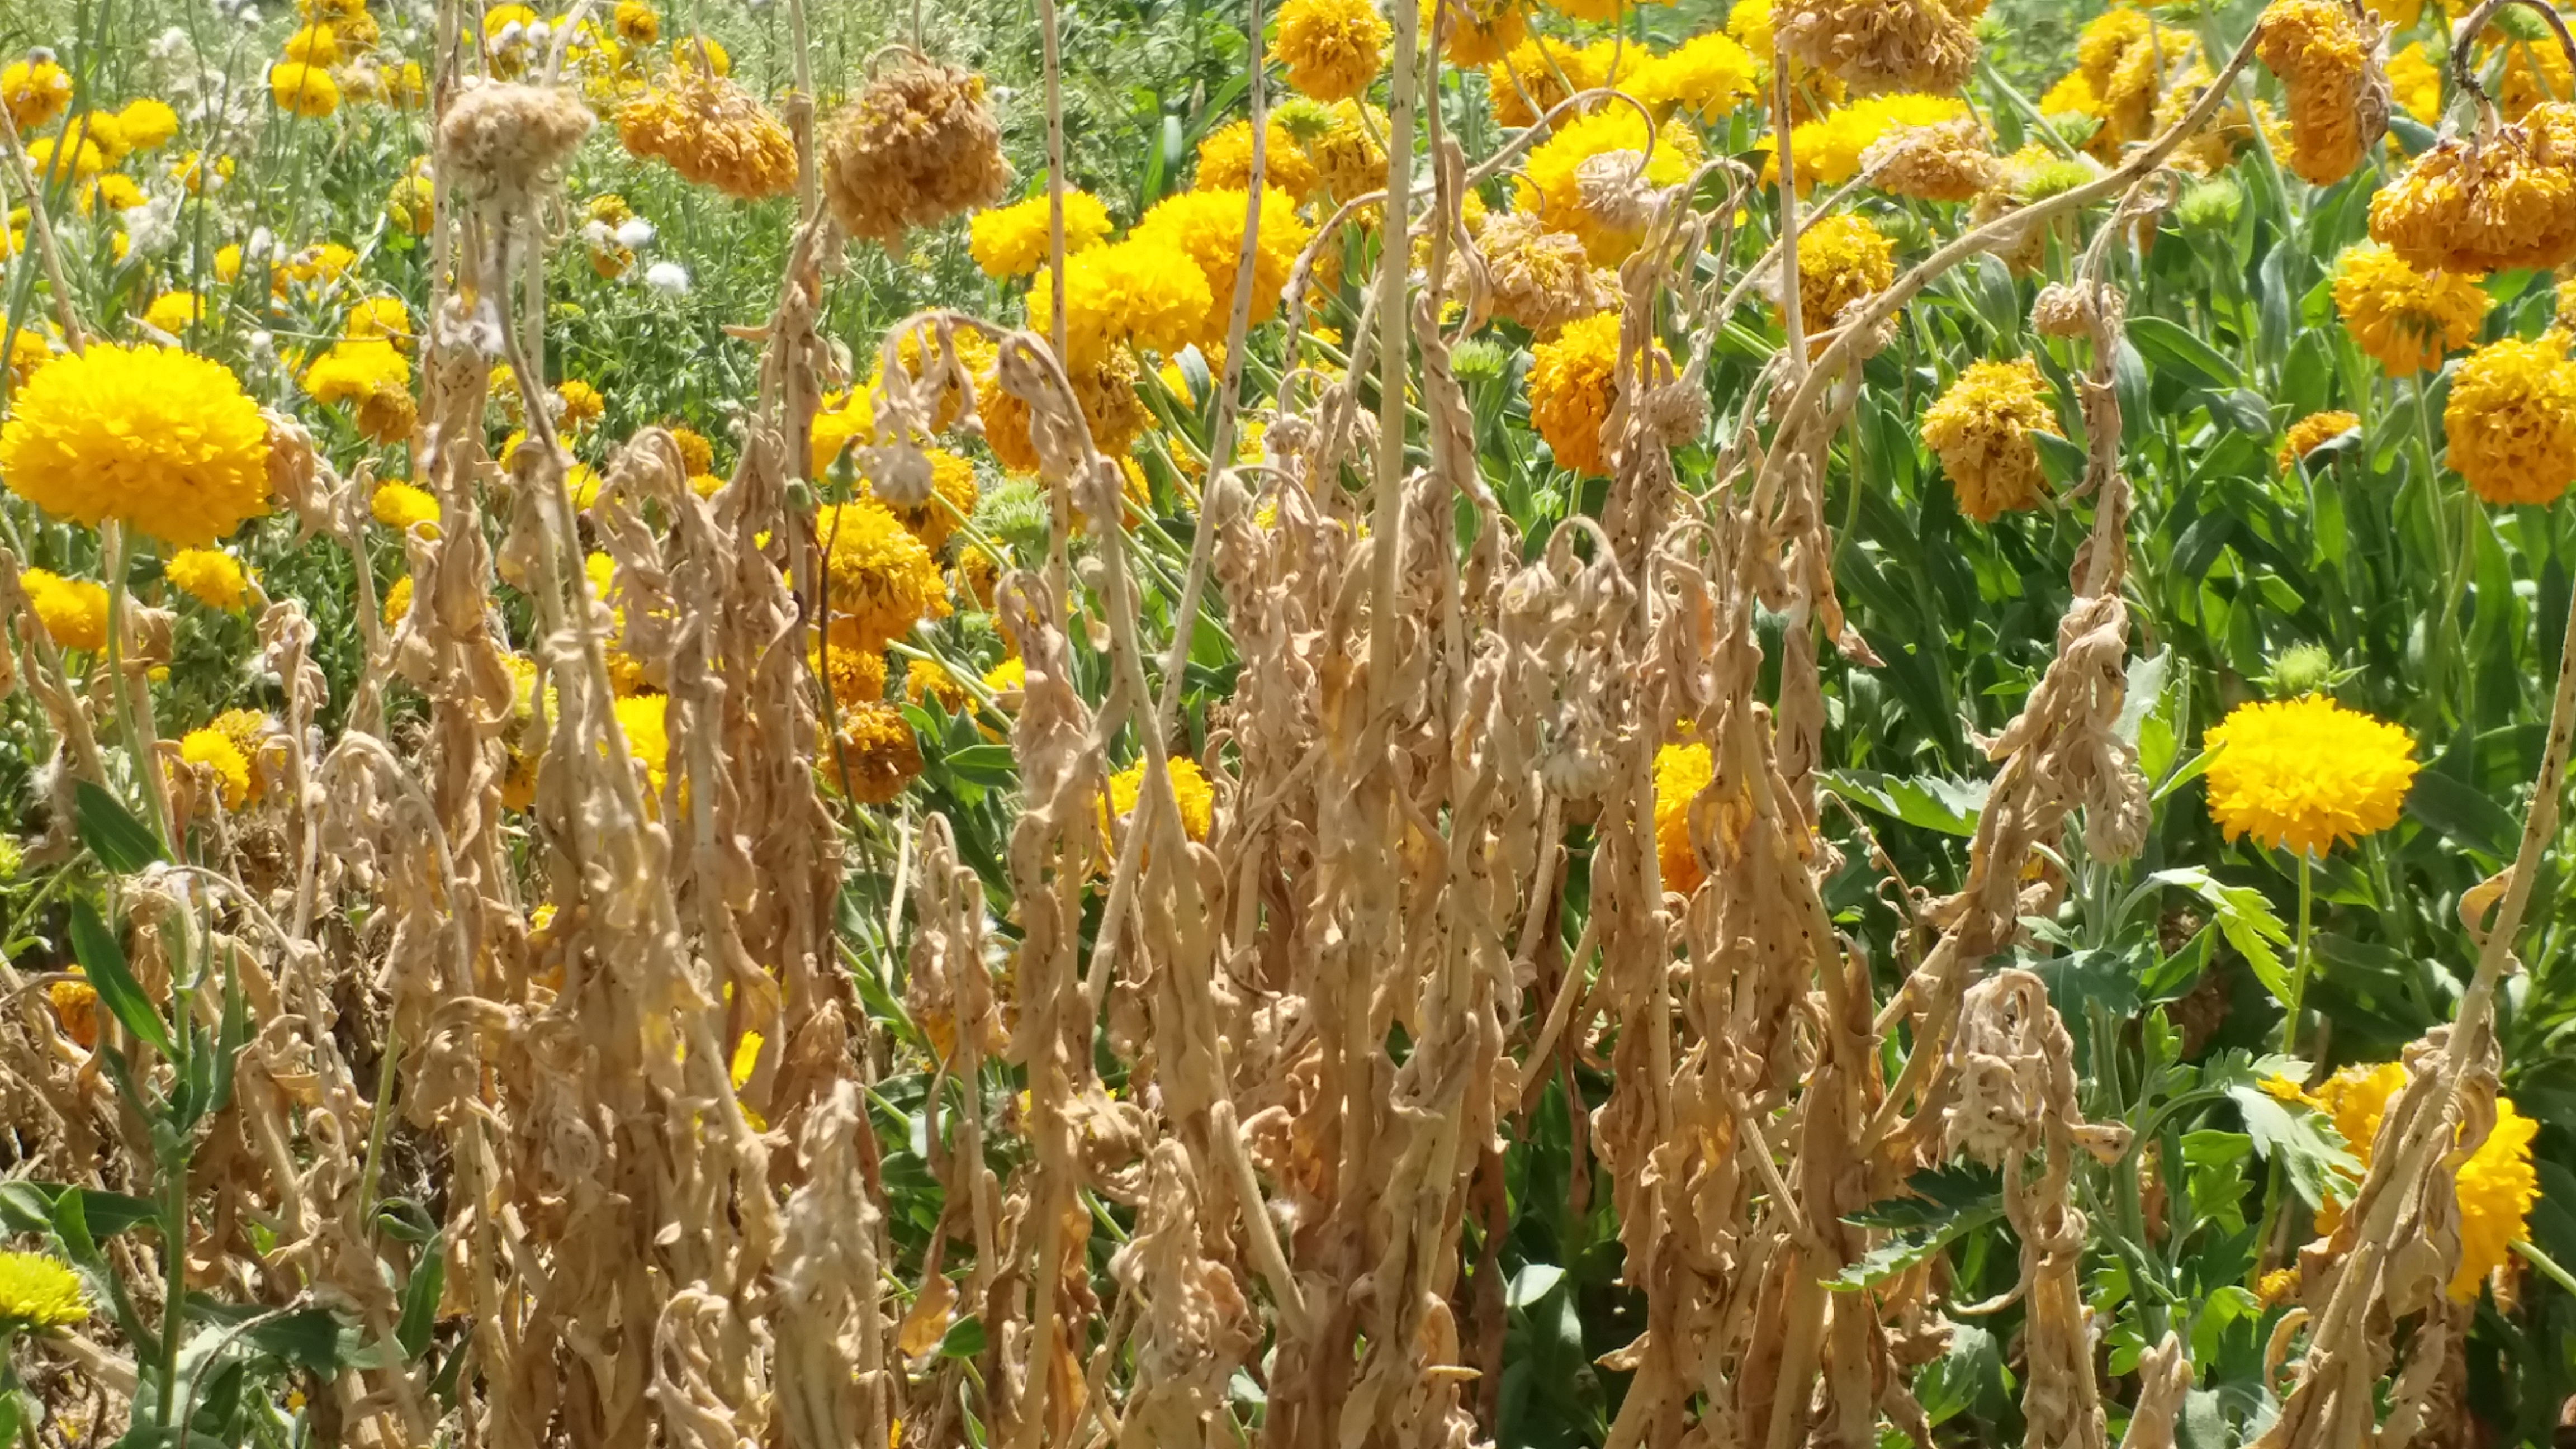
1652,741 -> 1714,893
1777,92 -> 1967,189
1303,100 -> 1388,206
811,619 -> 891,707
903,656 -> 972,713
2445,336 -> 2576,505
2452,1098 -> 2540,1302
1195,119 -> 1321,201
26,134 -> 104,182
2371,104 -> 2576,273
978,352 -> 1150,472
371,481 -> 442,534
2203,695 -> 2418,855
165,548 -> 249,610
817,499 -> 952,650
0,344 -> 270,547
1485,36 -> 1638,129
2329,243 -> 2489,377
1425,0 -> 1526,68
1104,756 -> 1216,841
2279,410 -> 2359,471
141,290 -> 205,335
867,448 -> 980,553
1921,357 -> 2060,522
48,979 -> 98,1050
1133,186 -> 1314,345
18,569 -> 108,652
2,58 -> 74,134
284,21 -> 343,65
613,692 -> 672,795
614,0 -> 659,45
1527,311 -> 1669,477
269,60 -> 341,117
2252,0 -> 2380,185
1630,31 -> 1760,124
618,64 -> 798,200
303,336 -> 411,408
0,1251 -> 88,1331
382,572 -> 414,627
821,703 -> 923,804
179,727 -> 252,809
1514,108 -> 1705,264
1274,0 -> 1389,103
968,188 -> 1115,280
1025,238 -> 1215,368
345,295 -> 413,344
117,97 -> 181,151
2388,41 -> 2441,126
1790,212 -> 1896,335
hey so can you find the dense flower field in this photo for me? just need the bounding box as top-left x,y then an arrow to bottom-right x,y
0,0 -> 2572,1441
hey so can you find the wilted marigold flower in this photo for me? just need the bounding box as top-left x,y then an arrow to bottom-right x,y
817,499 -> 953,650
1104,756 -> 1216,842
1790,212 -> 1896,335
968,188 -> 1115,280
371,480 -> 442,534
1195,119 -> 1321,201
269,60 -> 341,117
1479,212 -> 1613,333
0,1251 -> 88,1330
821,59 -> 1008,250
2370,103 -> 2576,274
1133,186 -> 1314,345
165,548 -> 249,610
867,448 -> 980,552
2330,242 -> 2489,376
2278,410 -> 2359,470
2203,694 -> 2417,855
1528,311 -> 1670,477
618,64 -> 797,201
1514,108 -> 1704,264
1863,116 -> 1999,201
1652,741 -> 1715,893
178,727 -> 253,810
1921,358 -> 2061,522
0,344 -> 271,547
1026,238 -> 1215,368
2,57 -> 74,134
1778,91 -> 1967,189
18,569 -> 109,652
2445,335 -> 2576,505
2252,0 -> 2385,186
1274,0 -> 1389,103
1774,0 -> 1977,97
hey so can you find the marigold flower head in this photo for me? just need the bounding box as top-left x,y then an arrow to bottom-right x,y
1778,91 -> 1968,189
865,447 -> 979,552
2451,1098 -> 2540,1301
1026,237 -> 1216,369
1425,0 -> 1526,68
435,80 -> 595,207
116,96 -> 181,151
811,618 -> 891,707
821,60 -> 1008,250
2,58 -> 73,134
19,569 -> 108,652
0,344 -> 270,548
1773,0 -> 1978,97
371,480 -> 442,534
48,979 -> 98,1050
968,188 -> 1114,280
1528,311 -> 1671,477
1133,186 -> 1314,345
2330,242 -> 2489,376
2445,335 -> 2576,505
382,572 -> 414,626
2202,694 -> 2417,855
2062,5 -> 2173,149
1485,36 -> 1637,128
1863,116 -> 2000,201
303,335 -> 411,410
1514,108 -> 1705,264
345,295 -> 413,344
1479,212 -> 1613,333
2388,40 -> 2440,126
2370,104 -> 2576,273
165,548 -> 249,610
0,1251 -> 88,1330
2487,31 -> 2566,121
177,150 -> 235,196
555,377 -> 605,430
1920,358 -> 2060,522
978,352 -> 1150,473
1631,31 -> 1760,124
903,656 -> 973,714
811,387 -> 876,476
141,291 -> 205,336
2252,0 -> 2384,186
818,499 -> 951,650
1195,119 -> 1322,201
613,692 -> 671,795
1274,0 -> 1389,103
617,64 -> 797,200
2279,410 -> 2359,471
1789,211 -> 1896,335
1304,100 -> 1389,206
823,703 -> 924,804
75,110 -> 133,166
286,21 -> 343,66
1104,756 -> 1217,842
614,0 -> 659,45
270,60 -> 341,116
26,134 -> 103,181
178,727 -> 252,810
1652,741 -> 1715,893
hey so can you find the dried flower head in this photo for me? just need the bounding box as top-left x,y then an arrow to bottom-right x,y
1515,109 -> 1704,263
821,59 -> 1008,251
1479,213 -> 1614,333
823,703 -> 925,804
0,344 -> 270,547
2445,335 -> 2576,505
617,64 -> 797,200
2252,0 -> 2387,186
1774,0 -> 1978,96
437,80 -> 595,209
1863,116 -> 2000,201
1273,0 -> 1390,103
2370,103 -> 2576,273
866,448 -> 980,553
1779,91 -> 1968,189
1920,358 -> 2061,522
2202,694 -> 2417,854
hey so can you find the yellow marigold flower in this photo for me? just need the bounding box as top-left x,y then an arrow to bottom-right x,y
2252,0 -> 2379,186
2202,695 -> 2418,855
1304,100 -> 1389,206
811,387 -> 876,476
983,655 -> 1026,701
270,60 -> 341,117
978,352 -> 1150,473
556,377 -> 605,430
2364,0 -> 2419,26
209,707 -> 271,799
117,97 -> 181,151
1778,91 -> 1968,190
2446,336 -> 2576,505
1790,212 -> 1896,335
821,60 -> 1008,250
1728,0 -> 1775,54
19,569 -> 109,652
866,448 -> 979,553
178,149 -> 235,196
617,64 -> 798,201
178,727 -> 252,810
75,111 -> 132,166
141,290 -> 205,335
2388,41 -> 2441,126
303,336 -> 411,409
1631,32 -> 1760,124
1425,0 -> 1526,68
1274,0 -> 1389,103
903,656 -> 972,713
2278,410 -> 2359,470
2067,4 -> 2171,148
74,172 -> 144,216
285,22 -> 343,65
673,34 -> 730,74
1133,186 -> 1314,345
382,572 -> 414,626
165,548 -> 249,610
613,692 -> 672,795
1652,740 -> 1714,893
822,703 -> 924,804
7,327 -> 55,387
614,0 -> 659,45
1195,120 -> 1322,202
1514,108 -> 1705,264
1,58 -> 74,134
2370,103 -> 2576,273
288,234 -> 361,282
811,619 -> 891,707
26,134 -> 104,182
2329,242 -> 2489,377
48,978 -> 99,1050
1527,311 -> 1670,477
1104,756 -> 1216,841
2488,32 -> 2566,122
2451,1098 -> 2540,1302
817,499 -> 952,650
345,295 -> 413,344
1485,36 -> 1638,129
371,480 -> 442,534
1921,357 -> 2061,523
2256,1268 -> 2300,1305
967,188 -> 1115,280
0,1251 -> 88,1330
667,425 -> 714,476
0,344 -> 270,547
1025,237 -> 1215,369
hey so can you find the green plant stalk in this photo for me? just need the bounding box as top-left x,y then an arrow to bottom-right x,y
2281,849 -> 2313,1059
100,526 -> 172,850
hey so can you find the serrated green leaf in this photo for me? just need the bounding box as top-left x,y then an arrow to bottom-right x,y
1819,770 -> 1986,836
2147,868 -> 2292,1006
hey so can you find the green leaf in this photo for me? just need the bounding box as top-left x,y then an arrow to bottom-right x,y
941,744 -> 1018,789
1819,770 -> 1987,836
243,1308 -> 357,1371
2127,315 -> 2242,391
74,780 -> 165,874
69,899 -> 174,1058
2032,430 -> 2090,490
0,1183 -> 158,1238
2403,769 -> 2518,860
936,1313 -> 987,1358
1832,1166 -> 2003,1292
396,1235 -> 444,1360
2227,1082 -> 2356,1209
1828,1204 -> 2003,1292
2147,868 -> 2291,1007
1505,1262 -> 1566,1310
